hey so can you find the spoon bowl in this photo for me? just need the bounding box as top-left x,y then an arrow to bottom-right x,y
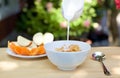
92,51 -> 105,61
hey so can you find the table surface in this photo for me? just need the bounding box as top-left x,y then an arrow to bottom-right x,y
0,47 -> 120,78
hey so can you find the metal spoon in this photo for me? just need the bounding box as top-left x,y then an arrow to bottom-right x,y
92,51 -> 111,76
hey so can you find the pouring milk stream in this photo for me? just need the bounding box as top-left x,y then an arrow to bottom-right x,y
62,0 -> 84,40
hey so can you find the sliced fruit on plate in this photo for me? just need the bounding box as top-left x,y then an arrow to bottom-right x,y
31,44 -> 46,55
43,32 -> 54,44
33,32 -> 43,45
33,32 -> 54,45
7,32 -> 54,56
8,41 -> 46,56
17,36 -> 32,47
8,42 -> 31,56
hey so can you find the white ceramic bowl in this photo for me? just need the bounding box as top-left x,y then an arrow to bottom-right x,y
44,40 -> 91,70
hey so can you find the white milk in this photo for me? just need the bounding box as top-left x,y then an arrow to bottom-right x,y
67,21 -> 70,40
62,0 -> 84,40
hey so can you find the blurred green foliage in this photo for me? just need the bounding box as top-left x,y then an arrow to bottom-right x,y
17,0 -> 98,40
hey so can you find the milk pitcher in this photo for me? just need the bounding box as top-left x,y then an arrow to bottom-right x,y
62,0 -> 84,21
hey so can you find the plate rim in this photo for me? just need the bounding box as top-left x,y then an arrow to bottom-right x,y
6,48 -> 47,58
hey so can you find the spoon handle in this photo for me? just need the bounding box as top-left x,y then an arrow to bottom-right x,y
101,61 -> 111,76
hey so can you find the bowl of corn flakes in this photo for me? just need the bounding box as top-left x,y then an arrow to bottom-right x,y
44,40 -> 91,70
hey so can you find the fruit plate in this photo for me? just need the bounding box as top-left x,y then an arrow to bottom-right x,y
6,48 -> 47,59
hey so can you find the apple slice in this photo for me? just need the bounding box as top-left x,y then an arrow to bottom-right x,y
27,42 -> 37,50
43,32 -> 54,44
17,36 -> 32,47
33,32 -> 43,45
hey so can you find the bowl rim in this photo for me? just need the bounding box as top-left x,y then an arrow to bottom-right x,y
44,40 -> 91,54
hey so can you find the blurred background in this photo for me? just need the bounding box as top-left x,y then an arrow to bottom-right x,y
0,0 -> 120,47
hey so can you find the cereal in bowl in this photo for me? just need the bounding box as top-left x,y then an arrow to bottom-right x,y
56,44 -> 81,52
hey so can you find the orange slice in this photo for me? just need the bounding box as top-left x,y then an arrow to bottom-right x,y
8,41 -> 46,56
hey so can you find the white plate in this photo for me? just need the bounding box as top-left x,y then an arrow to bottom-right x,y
6,48 -> 47,59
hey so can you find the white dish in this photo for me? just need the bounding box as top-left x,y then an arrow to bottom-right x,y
6,48 -> 47,59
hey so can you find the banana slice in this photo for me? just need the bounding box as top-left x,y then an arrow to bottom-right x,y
33,32 -> 43,45
17,36 -> 32,47
43,32 -> 54,44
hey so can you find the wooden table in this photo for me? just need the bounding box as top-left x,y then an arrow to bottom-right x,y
0,47 -> 120,78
